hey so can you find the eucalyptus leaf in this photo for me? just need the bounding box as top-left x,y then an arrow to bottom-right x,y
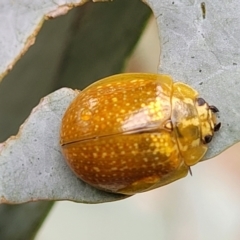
0,0 -> 103,81
147,0 -> 240,159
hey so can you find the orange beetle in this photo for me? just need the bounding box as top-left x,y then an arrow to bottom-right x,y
60,73 -> 220,195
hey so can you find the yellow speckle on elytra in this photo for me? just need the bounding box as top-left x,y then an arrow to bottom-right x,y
131,151 -> 137,155
166,152 -> 171,157
80,109 -> 92,121
102,152 -> 107,158
116,118 -> 122,122
134,143 -> 138,148
93,167 -> 100,172
155,142 -> 160,148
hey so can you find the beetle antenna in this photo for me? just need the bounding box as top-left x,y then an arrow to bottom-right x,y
188,167 -> 193,176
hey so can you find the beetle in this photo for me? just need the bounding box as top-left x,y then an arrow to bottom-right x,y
60,73 -> 221,195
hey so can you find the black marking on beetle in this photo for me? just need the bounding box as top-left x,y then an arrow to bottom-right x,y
214,122 -> 221,132
204,135 -> 212,144
196,98 -> 206,106
209,105 -> 219,113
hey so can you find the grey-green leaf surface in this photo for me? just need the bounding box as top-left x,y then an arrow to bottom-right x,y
0,0 -> 89,81
147,0 -> 240,160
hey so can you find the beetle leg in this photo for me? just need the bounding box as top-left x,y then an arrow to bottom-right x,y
214,122 -> 221,132
188,167 -> 193,176
209,105 -> 219,113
